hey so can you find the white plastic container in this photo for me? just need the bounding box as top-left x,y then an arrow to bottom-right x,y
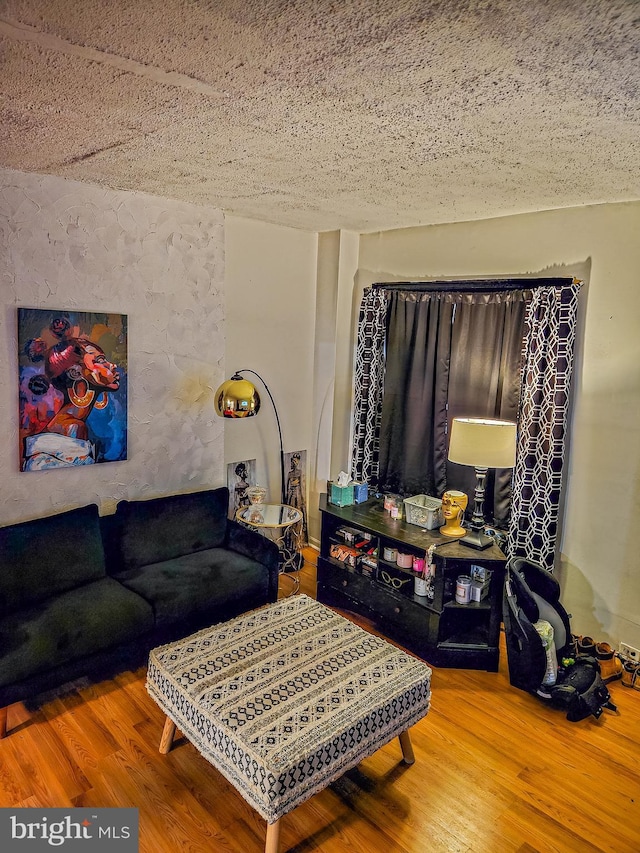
403,495 -> 443,530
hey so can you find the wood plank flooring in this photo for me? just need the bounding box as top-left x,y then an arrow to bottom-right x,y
1,548 -> 638,852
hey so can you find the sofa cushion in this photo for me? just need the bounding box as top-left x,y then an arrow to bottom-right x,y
0,504 -> 106,618
113,547 -> 269,628
0,577 -> 154,689
115,488 -> 230,571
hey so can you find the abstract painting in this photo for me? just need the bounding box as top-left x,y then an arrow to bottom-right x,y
18,308 -> 128,471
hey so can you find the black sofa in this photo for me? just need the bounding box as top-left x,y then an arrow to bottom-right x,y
0,487 -> 279,737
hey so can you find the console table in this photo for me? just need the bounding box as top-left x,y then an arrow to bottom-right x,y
317,494 -> 506,671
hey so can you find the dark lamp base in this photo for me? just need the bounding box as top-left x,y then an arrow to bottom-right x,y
459,529 -> 494,550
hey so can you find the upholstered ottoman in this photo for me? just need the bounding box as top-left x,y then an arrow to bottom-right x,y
147,595 -> 432,853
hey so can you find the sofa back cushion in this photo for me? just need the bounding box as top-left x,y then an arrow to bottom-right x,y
114,488 -> 229,570
0,504 -> 106,616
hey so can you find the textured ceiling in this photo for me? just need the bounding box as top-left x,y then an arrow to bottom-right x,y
1,0 -> 639,232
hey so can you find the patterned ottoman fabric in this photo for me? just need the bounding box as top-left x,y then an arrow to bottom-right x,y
147,595 -> 432,824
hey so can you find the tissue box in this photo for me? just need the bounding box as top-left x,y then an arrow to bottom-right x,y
329,482 -> 354,507
352,481 -> 369,503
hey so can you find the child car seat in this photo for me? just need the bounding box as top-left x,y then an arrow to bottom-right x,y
503,557 -> 616,722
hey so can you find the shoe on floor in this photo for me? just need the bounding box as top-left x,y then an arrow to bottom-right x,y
596,642 -> 623,683
577,635 -> 597,657
621,661 -> 638,688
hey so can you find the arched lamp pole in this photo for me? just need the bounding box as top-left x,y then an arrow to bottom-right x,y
214,370 -> 286,504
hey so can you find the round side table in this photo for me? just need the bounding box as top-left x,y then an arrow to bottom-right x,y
236,503 -> 303,576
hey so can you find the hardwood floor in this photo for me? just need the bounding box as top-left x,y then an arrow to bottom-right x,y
1,549 -> 638,853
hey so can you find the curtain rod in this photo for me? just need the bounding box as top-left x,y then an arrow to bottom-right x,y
371,277 -> 574,292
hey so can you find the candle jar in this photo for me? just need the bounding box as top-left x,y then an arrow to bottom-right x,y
390,495 -> 403,519
455,575 -> 472,605
414,576 -> 429,597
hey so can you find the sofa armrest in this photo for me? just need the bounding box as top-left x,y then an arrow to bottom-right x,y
227,521 -> 280,601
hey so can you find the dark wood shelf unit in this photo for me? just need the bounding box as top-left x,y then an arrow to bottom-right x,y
317,494 -> 506,671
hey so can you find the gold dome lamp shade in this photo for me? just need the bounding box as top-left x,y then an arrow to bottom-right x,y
214,370 -> 286,503
214,373 -> 261,418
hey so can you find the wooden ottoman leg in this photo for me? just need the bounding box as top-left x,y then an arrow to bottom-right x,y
159,717 -> 177,754
398,729 -> 415,765
265,819 -> 281,853
0,706 -> 8,739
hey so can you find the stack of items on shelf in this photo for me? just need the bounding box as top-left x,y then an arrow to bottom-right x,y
329,526 -> 377,576
329,543 -> 359,567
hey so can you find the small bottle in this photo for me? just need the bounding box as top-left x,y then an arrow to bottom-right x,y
390,496 -> 403,519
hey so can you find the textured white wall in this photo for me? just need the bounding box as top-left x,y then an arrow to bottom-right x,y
0,169 -> 226,524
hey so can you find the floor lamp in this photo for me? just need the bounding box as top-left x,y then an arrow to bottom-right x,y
214,370 -> 287,504
447,417 -> 517,550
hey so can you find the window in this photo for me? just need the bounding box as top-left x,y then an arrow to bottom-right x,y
351,278 -> 582,568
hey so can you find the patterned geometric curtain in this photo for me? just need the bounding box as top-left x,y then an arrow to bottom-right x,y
350,287 -> 389,484
507,280 -> 582,569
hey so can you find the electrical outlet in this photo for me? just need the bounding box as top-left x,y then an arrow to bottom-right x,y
619,643 -> 639,662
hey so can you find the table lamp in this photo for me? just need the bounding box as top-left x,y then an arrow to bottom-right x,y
214,370 -> 286,504
447,417 -> 517,550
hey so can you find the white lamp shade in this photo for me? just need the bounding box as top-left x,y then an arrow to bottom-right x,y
448,418 -> 517,468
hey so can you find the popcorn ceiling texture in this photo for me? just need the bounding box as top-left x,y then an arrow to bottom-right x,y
1,0 -> 639,232
0,169 -> 225,525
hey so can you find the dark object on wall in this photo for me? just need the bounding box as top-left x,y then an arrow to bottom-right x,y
0,487 -> 279,738
503,557 -> 617,722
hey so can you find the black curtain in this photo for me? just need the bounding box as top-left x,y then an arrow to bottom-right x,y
446,290 -> 529,525
377,287 -> 529,527
377,291 -> 453,498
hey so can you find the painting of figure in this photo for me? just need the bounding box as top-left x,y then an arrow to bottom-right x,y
18,309 -> 128,471
285,449 -> 308,548
227,458 -> 256,518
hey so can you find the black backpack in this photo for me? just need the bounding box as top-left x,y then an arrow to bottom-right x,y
503,557 -> 617,722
